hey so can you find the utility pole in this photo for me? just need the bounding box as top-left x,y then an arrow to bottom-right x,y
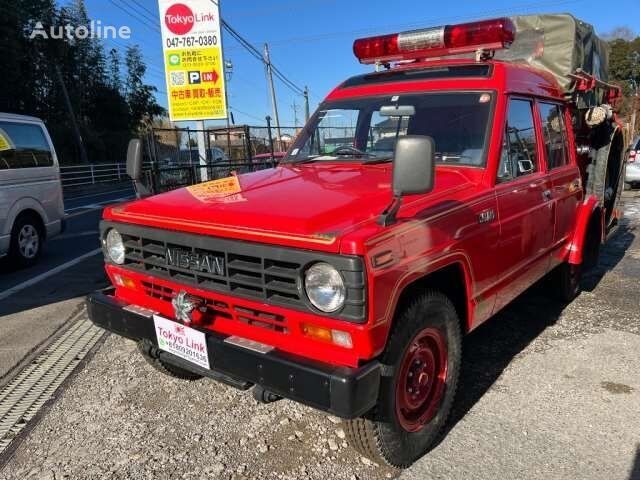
224,59 -> 233,158
303,86 -> 310,123
54,65 -> 88,164
263,43 -> 282,150
292,99 -> 299,127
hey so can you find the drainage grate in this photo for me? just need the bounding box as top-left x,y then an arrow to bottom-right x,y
0,318 -> 104,454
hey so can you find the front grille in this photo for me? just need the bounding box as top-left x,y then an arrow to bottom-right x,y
141,281 -> 286,333
104,221 -> 366,322
125,236 -> 301,304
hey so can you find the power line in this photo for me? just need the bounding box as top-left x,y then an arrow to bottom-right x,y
260,0 -> 585,47
105,0 -> 161,35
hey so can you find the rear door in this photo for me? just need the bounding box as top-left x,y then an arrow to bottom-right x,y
537,101 -> 581,268
493,98 -> 554,313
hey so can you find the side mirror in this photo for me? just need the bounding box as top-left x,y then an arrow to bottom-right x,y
517,158 -> 534,175
392,135 -> 435,196
378,135 -> 435,226
126,139 -> 143,181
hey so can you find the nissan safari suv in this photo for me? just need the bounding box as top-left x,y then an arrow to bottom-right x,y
88,18 -> 606,467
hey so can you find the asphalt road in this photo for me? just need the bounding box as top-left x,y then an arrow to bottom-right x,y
0,187 -> 133,381
0,188 -> 638,480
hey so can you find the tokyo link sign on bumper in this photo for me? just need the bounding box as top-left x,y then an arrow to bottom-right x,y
159,0 -> 227,121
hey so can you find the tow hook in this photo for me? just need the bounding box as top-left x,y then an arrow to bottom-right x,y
253,385 -> 282,404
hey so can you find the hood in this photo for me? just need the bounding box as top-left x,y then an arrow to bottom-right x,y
106,163 -> 473,251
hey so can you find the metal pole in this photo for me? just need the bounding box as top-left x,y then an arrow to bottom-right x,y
304,86 -> 310,123
292,99 -> 299,127
196,121 -> 208,182
54,65 -> 88,164
263,43 -> 282,151
266,115 -> 275,163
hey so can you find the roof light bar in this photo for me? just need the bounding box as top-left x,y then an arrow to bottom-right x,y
353,17 -> 516,64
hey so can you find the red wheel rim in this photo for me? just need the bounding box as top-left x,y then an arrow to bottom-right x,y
395,327 -> 448,433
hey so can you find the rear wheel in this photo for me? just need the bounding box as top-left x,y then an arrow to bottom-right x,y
345,290 -> 461,468
137,342 -> 203,381
553,263 -> 582,303
9,214 -> 43,268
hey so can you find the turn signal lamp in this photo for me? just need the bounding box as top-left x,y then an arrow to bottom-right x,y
301,323 -> 353,349
113,273 -> 136,290
353,17 -> 516,64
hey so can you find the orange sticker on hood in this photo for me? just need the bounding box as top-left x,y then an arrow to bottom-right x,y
187,175 -> 245,203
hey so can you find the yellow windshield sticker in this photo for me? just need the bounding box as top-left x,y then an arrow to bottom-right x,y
187,175 -> 245,203
0,129 -> 14,152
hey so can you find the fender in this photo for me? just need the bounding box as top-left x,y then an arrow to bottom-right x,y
2,196 -> 49,237
369,253 -> 475,356
566,195 -> 601,265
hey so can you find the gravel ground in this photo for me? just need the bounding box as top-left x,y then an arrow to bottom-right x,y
1,192 -> 639,480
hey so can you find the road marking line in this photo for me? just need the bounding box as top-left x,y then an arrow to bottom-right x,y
50,231 -> 99,242
64,197 -> 134,216
0,249 -> 102,302
64,204 -> 102,213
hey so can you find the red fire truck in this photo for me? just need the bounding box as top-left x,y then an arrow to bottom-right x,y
88,15 -> 625,466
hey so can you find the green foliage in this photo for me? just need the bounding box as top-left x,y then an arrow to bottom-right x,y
606,31 -> 640,122
0,0 -> 165,164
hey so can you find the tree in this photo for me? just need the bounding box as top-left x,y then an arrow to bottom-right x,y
0,0 -> 164,164
607,30 -> 640,133
125,45 -> 165,133
603,26 -> 636,42
108,48 -> 122,92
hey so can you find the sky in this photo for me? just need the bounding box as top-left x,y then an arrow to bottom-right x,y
75,0 -> 639,128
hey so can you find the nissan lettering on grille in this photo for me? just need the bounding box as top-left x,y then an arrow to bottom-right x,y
166,248 -> 225,276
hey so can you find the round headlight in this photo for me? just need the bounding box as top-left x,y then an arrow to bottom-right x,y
105,229 -> 125,265
304,263 -> 346,313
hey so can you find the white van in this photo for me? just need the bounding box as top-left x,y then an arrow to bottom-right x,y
0,113 -> 64,267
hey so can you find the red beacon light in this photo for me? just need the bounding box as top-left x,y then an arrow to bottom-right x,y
353,17 -> 516,65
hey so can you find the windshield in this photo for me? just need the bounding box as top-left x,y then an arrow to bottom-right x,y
286,92 -> 494,166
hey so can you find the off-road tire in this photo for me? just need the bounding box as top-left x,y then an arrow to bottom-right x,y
137,342 -> 203,381
9,213 -> 43,268
553,263 -> 582,303
345,290 -> 462,468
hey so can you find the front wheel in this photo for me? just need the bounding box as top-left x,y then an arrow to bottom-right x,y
345,290 -> 462,468
9,214 -> 43,268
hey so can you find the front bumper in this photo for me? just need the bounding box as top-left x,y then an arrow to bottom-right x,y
86,290 -> 381,419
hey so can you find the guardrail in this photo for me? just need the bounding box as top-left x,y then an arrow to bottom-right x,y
59,163 -> 152,188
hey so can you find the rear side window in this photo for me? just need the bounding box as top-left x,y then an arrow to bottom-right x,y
539,103 -> 569,169
497,99 -> 538,182
0,121 -> 53,170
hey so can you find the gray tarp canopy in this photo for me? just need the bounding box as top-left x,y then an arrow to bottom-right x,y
496,13 -> 609,94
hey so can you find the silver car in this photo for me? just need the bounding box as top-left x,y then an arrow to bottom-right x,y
626,136 -> 640,187
0,113 -> 64,267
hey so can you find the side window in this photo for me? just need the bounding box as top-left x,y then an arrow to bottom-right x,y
0,121 -> 53,170
539,103 -> 569,169
497,99 -> 538,182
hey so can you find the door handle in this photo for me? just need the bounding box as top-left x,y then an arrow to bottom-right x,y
542,189 -> 552,201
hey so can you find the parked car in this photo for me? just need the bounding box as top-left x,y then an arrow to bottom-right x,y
0,113 -> 64,267
626,136 -> 640,188
179,147 -> 228,164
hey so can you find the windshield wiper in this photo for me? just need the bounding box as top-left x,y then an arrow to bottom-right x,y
362,156 -> 393,164
332,146 -> 373,158
290,155 -> 322,164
